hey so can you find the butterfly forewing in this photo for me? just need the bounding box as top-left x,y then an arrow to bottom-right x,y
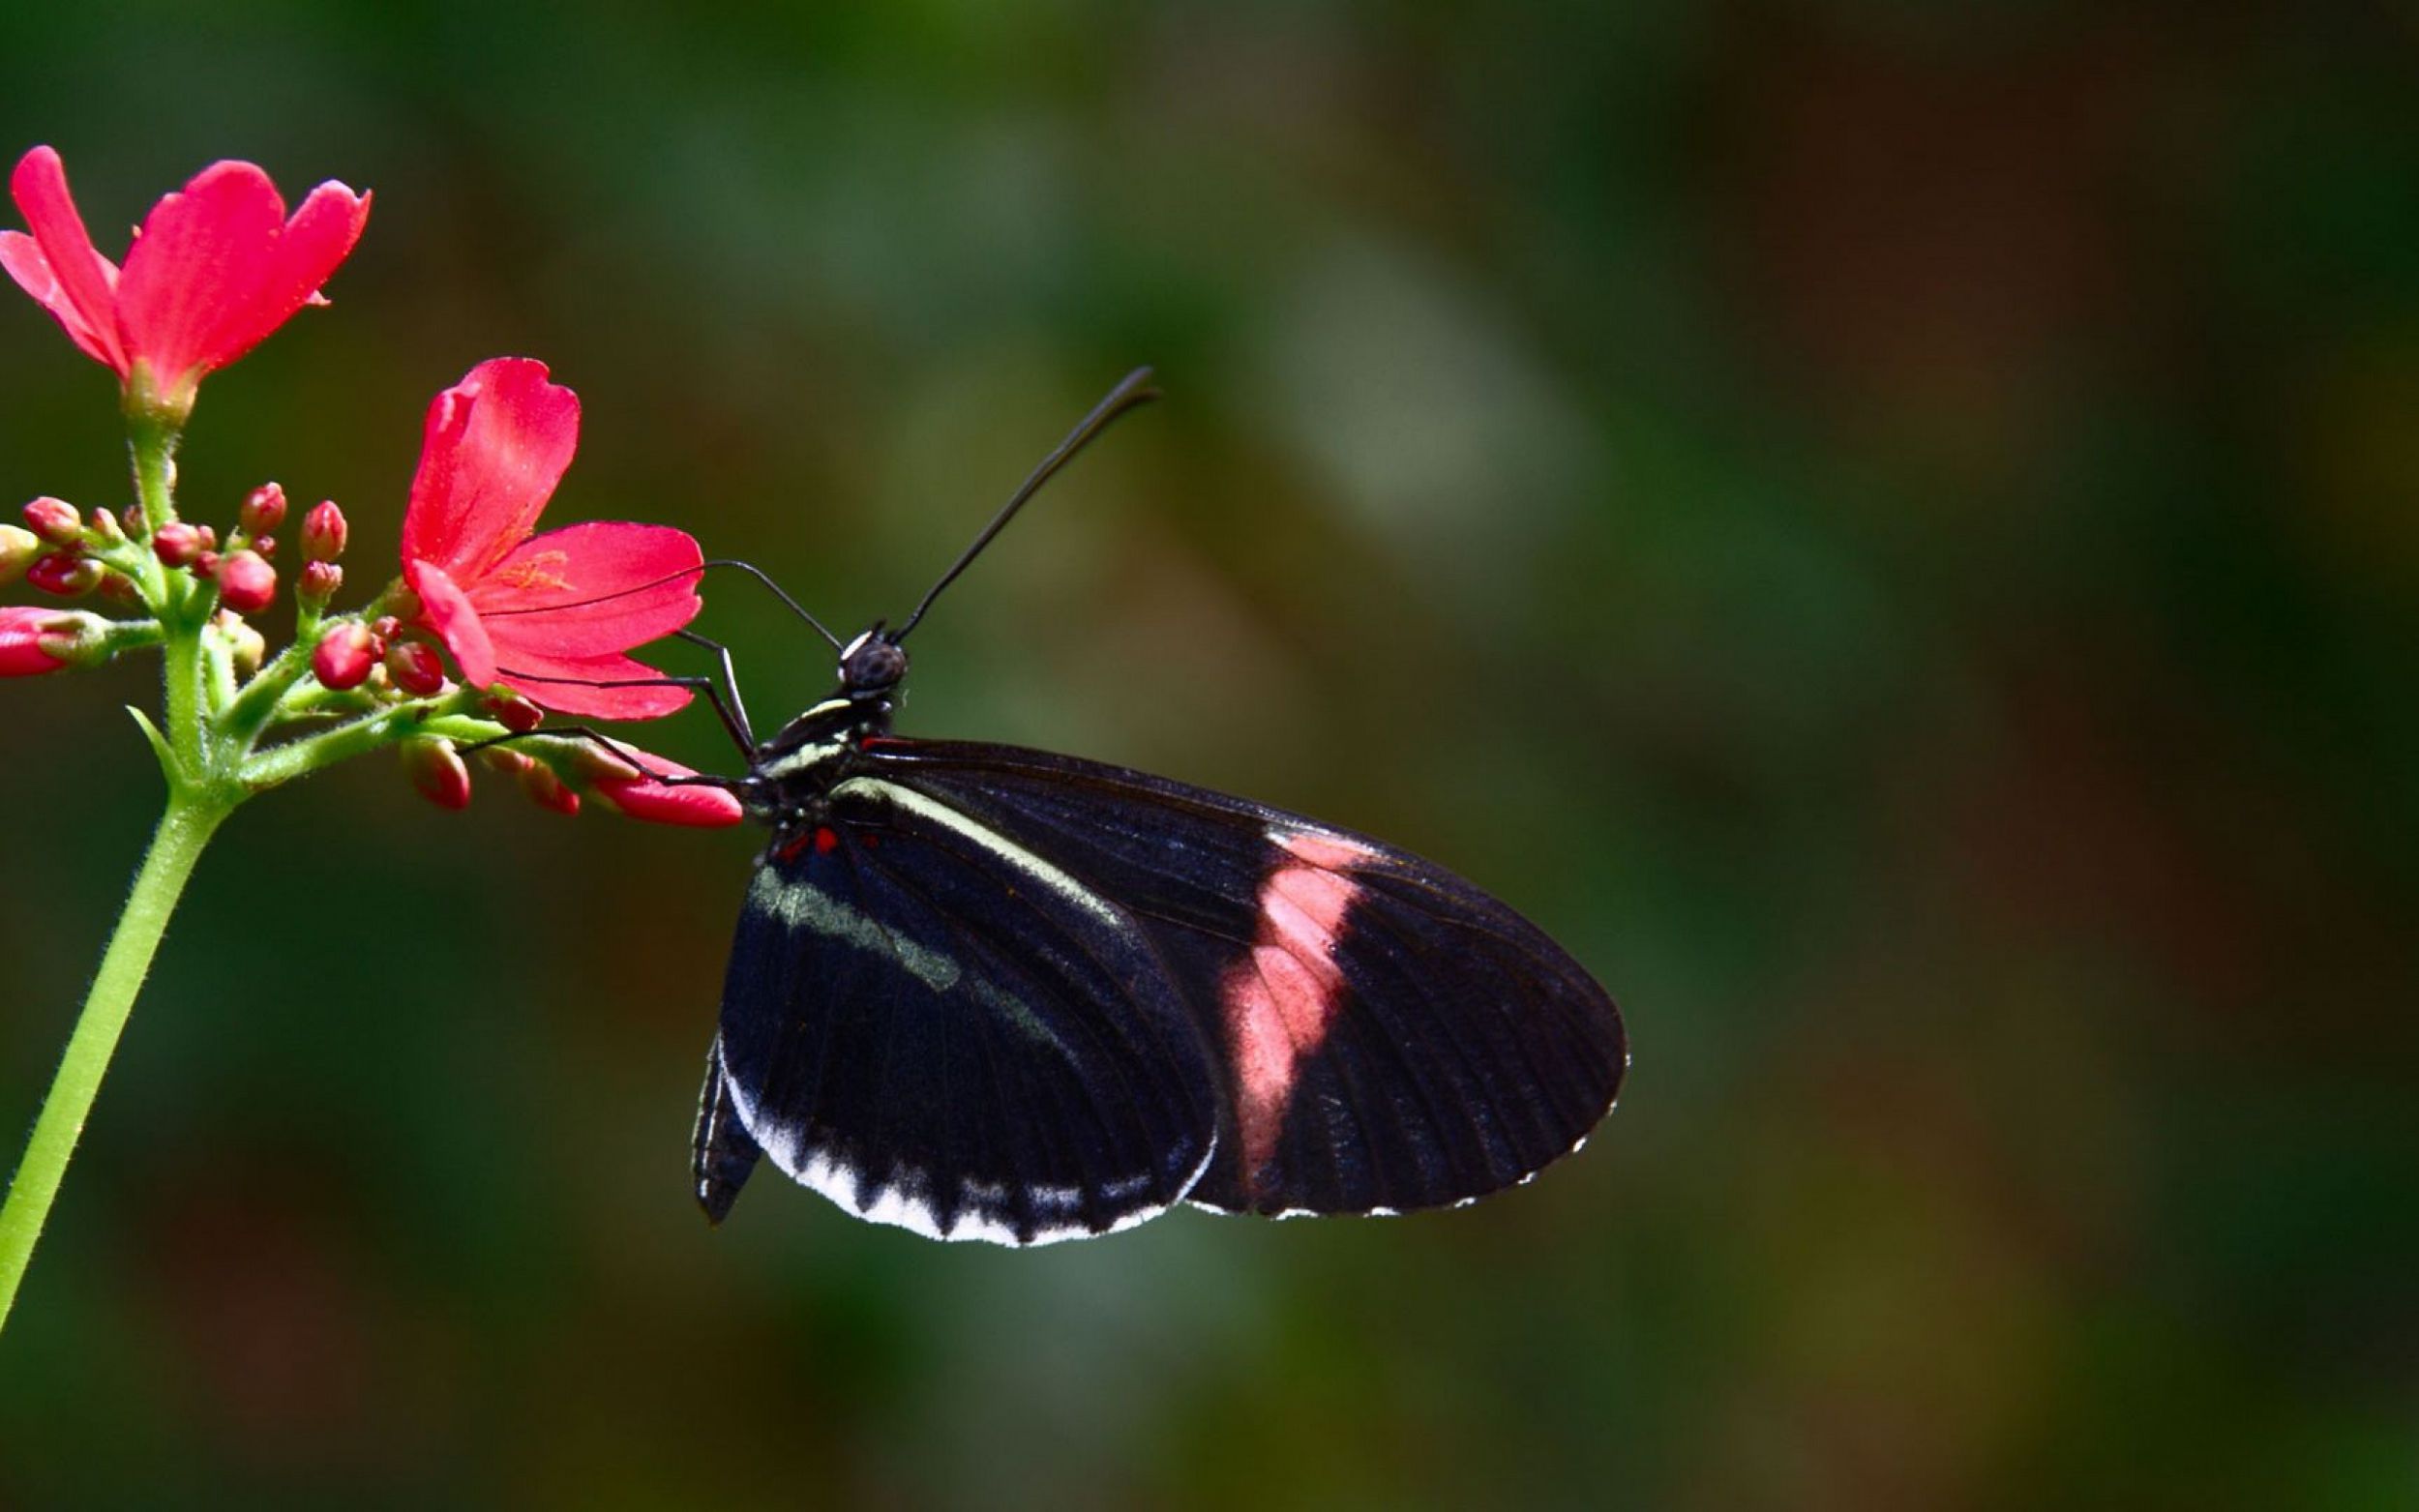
852,738 -> 1629,1220
709,783 -> 1223,1245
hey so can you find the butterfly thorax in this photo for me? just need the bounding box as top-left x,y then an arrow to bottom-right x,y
738,627 -> 908,827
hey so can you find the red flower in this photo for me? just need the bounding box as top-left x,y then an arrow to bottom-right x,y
587,749 -> 744,828
0,146 -> 369,416
399,358 -> 702,721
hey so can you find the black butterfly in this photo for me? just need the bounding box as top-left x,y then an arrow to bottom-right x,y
576,371 -> 1626,1246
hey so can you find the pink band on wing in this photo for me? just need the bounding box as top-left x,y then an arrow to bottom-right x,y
1222,829 -> 1372,1189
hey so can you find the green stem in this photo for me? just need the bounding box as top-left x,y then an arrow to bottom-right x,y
0,794 -> 230,1335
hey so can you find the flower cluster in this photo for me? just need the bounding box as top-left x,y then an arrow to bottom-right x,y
0,146 -> 740,826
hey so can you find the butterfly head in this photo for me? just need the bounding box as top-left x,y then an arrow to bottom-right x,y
839,625 -> 909,699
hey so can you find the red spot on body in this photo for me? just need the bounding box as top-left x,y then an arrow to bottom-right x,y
1223,829 -> 1369,1189
776,829 -> 814,862
814,826 -> 840,854
860,833 -> 880,849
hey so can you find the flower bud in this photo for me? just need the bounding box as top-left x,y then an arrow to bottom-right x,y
26,550 -> 101,597
0,524 -> 38,584
216,550 -> 277,614
91,508 -> 125,546
0,606 -> 94,676
386,637 -> 446,697
401,738 -> 472,812
478,747 -> 534,777
252,534 -> 277,559
240,482 -> 287,536
198,525 -> 219,550
372,615 -> 402,640
153,521 -> 205,568
313,623 -> 377,690
98,571 -> 141,606
216,609 -> 266,677
485,690 -> 544,733
301,500 -> 348,562
23,496 -> 81,546
590,760 -> 746,828
299,559 -> 343,607
193,550 -> 220,580
122,503 -> 144,537
565,738 -> 642,784
521,759 -> 581,815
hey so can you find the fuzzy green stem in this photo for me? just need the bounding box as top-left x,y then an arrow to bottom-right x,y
0,794 -> 230,1334
221,621 -> 336,750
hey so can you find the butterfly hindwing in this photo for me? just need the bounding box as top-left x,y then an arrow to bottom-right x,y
852,738 -> 1628,1219
707,779 -> 1223,1245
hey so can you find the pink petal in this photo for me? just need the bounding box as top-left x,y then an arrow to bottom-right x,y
468,521 -> 702,657
192,179 -> 369,373
492,643 -> 694,721
404,559 -> 498,689
117,160 -> 287,387
589,750 -> 744,828
6,148 -> 125,372
400,358 -> 580,580
0,233 -> 116,368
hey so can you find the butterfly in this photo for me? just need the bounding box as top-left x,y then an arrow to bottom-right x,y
620,371 -> 1626,1245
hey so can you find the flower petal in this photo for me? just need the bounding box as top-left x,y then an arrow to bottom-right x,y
400,358 -> 580,580
6,148 -> 125,372
469,521 -> 703,657
405,559 -> 498,689
492,644 -> 694,721
193,178 -> 369,374
588,750 -> 744,828
117,160 -> 287,387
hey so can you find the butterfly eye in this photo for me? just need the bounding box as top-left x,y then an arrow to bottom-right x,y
841,637 -> 908,692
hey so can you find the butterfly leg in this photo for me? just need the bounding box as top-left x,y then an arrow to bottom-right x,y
457,725 -> 742,789
671,630 -> 757,752
496,666 -> 756,759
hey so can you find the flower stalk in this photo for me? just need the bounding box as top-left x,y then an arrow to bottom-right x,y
0,145 -> 741,1344
0,792 -> 228,1331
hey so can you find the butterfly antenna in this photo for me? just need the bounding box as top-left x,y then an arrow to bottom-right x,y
891,367 -> 1160,642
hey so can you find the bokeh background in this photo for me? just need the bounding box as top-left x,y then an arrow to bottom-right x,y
0,3 -> 2414,1506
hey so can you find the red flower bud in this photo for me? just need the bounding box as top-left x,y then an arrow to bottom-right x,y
22,496 -> 81,545
313,622 -> 377,690
0,524 -> 37,584
386,637 -> 445,697
372,615 -> 402,640
252,534 -> 277,558
216,549 -> 277,613
299,559 -> 343,606
193,549 -> 221,580
26,550 -> 101,597
586,748 -> 745,827
485,690 -> 544,733
521,760 -> 581,815
301,500 -> 348,562
401,738 -> 472,811
198,525 -> 219,550
240,482 -> 287,535
478,747 -> 534,777
153,521 -> 204,568
0,606 -> 93,675
91,508 -> 125,545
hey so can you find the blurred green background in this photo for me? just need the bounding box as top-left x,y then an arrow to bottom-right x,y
2,2 -> 2416,1506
